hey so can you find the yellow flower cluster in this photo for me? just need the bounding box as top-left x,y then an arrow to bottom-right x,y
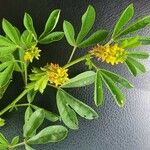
46,63 -> 69,87
24,45 -> 41,62
90,44 -> 127,65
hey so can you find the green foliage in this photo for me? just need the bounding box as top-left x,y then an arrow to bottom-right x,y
125,56 -> 146,76
39,32 -> 64,44
63,21 -> 76,46
0,61 -> 14,88
0,4 -> 149,150
28,125 -> 68,144
39,9 -> 61,39
28,68 -> 48,93
76,5 -> 96,44
112,4 -> 134,39
2,19 -> 20,45
119,36 -> 141,48
24,109 -> 45,138
78,30 -> 108,48
62,71 -> 95,88
63,5 -> 108,48
57,89 -> 98,129
24,13 -> 37,40
94,70 -> 104,106
101,72 -> 125,107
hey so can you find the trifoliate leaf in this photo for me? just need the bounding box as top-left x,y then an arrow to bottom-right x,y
58,89 -> 98,120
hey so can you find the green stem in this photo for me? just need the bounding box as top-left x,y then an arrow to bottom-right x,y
24,63 -> 28,86
15,103 -> 30,107
9,141 -> 25,149
0,89 -> 30,116
67,46 -> 77,63
91,62 -> 98,70
64,54 -> 91,69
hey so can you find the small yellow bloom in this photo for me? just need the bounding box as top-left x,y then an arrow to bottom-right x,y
24,52 -> 33,62
46,63 -> 69,87
90,44 -> 127,65
24,45 -> 41,62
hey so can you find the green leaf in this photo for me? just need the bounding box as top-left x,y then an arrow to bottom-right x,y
0,118 -> 5,127
11,136 -> 19,145
0,81 -> 11,100
44,110 -> 60,122
63,21 -> 76,46
58,89 -> 98,120
2,19 -> 20,44
24,13 -> 37,40
34,75 -> 48,93
25,107 -> 33,124
101,69 -> 133,88
28,125 -> 68,144
140,36 -> 150,45
76,5 -> 95,44
56,90 -> 79,130
21,30 -> 33,47
94,70 -> 104,107
62,71 -> 95,88
101,73 -> 125,107
0,35 -> 16,46
0,46 -> 17,57
117,16 -> 150,38
39,32 -> 64,44
24,109 -> 45,138
39,9 -> 61,39
127,51 -> 149,59
25,144 -> 35,150
0,133 -> 9,145
0,61 -> 14,88
27,90 -> 37,103
0,144 -> 8,149
125,57 -> 146,76
31,105 -> 60,122
119,36 -> 141,48
112,4 -> 134,39
78,30 -> 108,48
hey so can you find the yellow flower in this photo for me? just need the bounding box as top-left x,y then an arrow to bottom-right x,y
46,63 -> 69,87
24,45 -> 41,62
90,44 -> 127,65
